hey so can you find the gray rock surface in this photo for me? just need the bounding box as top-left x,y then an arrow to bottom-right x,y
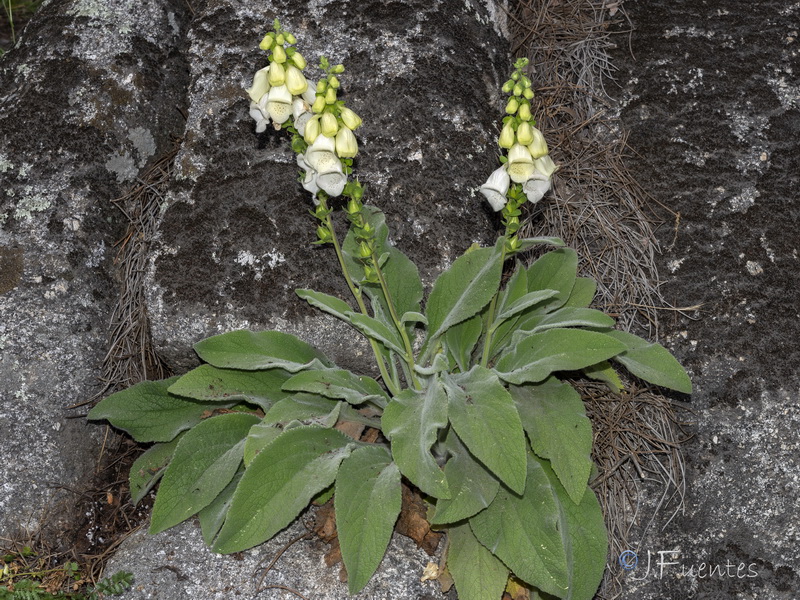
144,0 -> 510,373
0,0 -> 190,538
105,513 -> 446,600
609,1 -> 800,598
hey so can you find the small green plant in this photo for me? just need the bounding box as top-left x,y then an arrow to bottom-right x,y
0,556 -> 132,600
89,21 -> 690,600
0,0 -> 41,56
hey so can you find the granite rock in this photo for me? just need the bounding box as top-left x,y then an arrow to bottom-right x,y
609,1 -> 800,597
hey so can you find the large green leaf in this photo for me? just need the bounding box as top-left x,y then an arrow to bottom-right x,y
149,412 -> 260,534
446,522 -> 509,600
526,248 -> 579,310
262,394 -> 342,428
564,277 -> 596,308
424,242 -> 503,348
198,469 -> 243,546
296,289 -> 354,323
243,422 -> 283,466
442,367 -> 527,494
88,377 -> 227,443
536,455 -> 607,600
509,380 -> 593,504
381,385 -> 450,499
470,453 -> 607,600
523,307 -> 616,334
168,365 -> 292,411
213,426 -> 354,553
129,434 -> 184,504
469,455 -> 569,597
430,433 -> 499,525
443,315 -> 483,373
335,446 -> 402,593
346,312 -> 406,355
282,369 -> 388,407
494,329 -> 626,385
603,329 -> 692,394
194,330 -> 333,372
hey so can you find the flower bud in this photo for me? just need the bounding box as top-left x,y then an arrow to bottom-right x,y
275,33 -> 285,46
321,112 -> 339,137
311,95 -> 326,114
259,34 -> 274,51
513,84 -> 522,97
516,121 -> 534,146
316,80 -> 327,94
502,80 -> 514,93
506,143 -> 535,183
285,65 -> 308,95
523,88 -> 534,100
511,72 -> 520,81
291,51 -> 306,70
325,87 -> 337,104
268,61 -> 286,86
518,102 -> 531,121
304,114 -> 321,144
246,67 -> 270,103
329,75 -> 340,89
335,126 -> 358,158
499,122 -> 515,149
340,106 -> 362,130
332,64 -> 345,74
359,241 -> 372,259
286,33 -> 297,45
346,198 -> 360,215
479,166 -> 511,211
505,97 -> 519,114
272,45 -> 287,64
317,225 -> 332,243
527,127 -> 548,158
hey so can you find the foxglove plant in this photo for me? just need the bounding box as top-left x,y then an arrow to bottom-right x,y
90,27 -> 691,600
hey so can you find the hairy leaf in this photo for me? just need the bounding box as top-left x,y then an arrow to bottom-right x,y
129,434 -> 184,504
262,394 -> 342,428
564,277 -> 596,308
447,521 -> 509,600
194,330 -> 333,372
524,307 -> 616,334
425,242 -> 503,347
168,364 -> 293,411
442,367 -> 527,494
431,433 -> 499,525
149,412 -> 260,534
494,329 -> 626,385
213,426 -> 354,553
381,385 -> 450,499
347,312 -> 406,355
243,422 -> 282,466
443,315 -> 482,372
296,289 -> 354,323
198,469 -> 243,546
88,377 -> 227,443
526,248 -> 578,310
510,380 -> 593,504
335,446 -> 402,593
604,329 -> 692,394
283,369 -> 388,407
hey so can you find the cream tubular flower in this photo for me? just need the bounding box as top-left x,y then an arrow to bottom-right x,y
297,153 -> 320,196
266,84 -> 293,125
268,61 -> 286,86
523,177 -> 551,205
479,166 -> 511,211
292,98 -> 312,136
306,135 -> 346,197
246,67 -> 270,103
249,101 -> 269,133
335,126 -> 358,158
340,106 -> 362,130
534,155 -> 558,178
320,112 -> 339,137
506,143 -> 535,184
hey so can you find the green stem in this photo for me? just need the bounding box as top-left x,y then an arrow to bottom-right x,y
480,237 -> 510,368
372,259 -> 422,390
325,212 -> 401,396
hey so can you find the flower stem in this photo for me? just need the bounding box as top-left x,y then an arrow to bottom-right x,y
480,238 -> 510,368
372,259 -> 422,390
324,211 -> 401,396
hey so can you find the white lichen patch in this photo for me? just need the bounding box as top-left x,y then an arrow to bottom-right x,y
234,249 -> 286,280
728,186 -> 759,213
760,234 -> 776,263
667,257 -> 686,273
14,190 -> 54,221
0,154 -> 13,173
105,152 -> 137,183
128,127 -> 156,168
745,260 -> 763,276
